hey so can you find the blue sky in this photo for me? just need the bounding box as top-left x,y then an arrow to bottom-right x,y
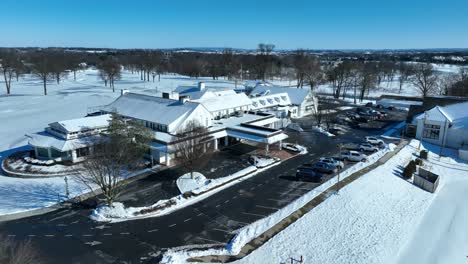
1,0 -> 467,49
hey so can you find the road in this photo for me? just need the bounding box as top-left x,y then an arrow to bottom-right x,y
0,109 -> 405,263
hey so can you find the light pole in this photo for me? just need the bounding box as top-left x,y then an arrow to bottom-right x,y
336,143 -> 343,193
418,112 -> 427,151
64,176 -> 70,199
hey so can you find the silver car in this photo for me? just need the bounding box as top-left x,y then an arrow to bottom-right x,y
319,157 -> 344,170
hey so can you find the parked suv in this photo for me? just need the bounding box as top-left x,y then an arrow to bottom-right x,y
340,150 -> 367,162
319,157 -> 344,170
365,136 -> 385,145
359,143 -> 379,152
296,167 -> 322,182
309,161 -> 338,174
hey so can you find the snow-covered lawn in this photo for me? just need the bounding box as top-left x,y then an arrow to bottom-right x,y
0,69 -> 241,216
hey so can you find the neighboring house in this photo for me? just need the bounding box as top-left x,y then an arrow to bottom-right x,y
27,114 -> 111,163
250,85 -> 318,118
414,101 -> 468,150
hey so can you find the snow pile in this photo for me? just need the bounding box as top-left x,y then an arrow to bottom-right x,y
312,126 -> 335,137
286,123 -> 303,132
91,165 -> 274,222
161,145 -> 393,263
176,172 -> 209,194
90,202 -> 137,222
249,156 -> 279,168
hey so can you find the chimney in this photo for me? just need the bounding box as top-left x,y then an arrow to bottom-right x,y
179,95 -> 190,104
198,82 -> 206,91
121,89 -> 130,95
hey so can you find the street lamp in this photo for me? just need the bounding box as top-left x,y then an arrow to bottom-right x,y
336,143 -> 343,193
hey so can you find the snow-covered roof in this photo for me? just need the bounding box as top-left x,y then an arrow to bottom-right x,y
250,86 -> 310,105
193,91 -> 252,112
417,102 -> 468,129
49,114 -> 111,133
100,93 -> 201,126
244,80 -> 272,88
250,93 -> 292,110
28,132 -> 103,152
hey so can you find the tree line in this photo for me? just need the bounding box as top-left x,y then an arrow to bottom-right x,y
1,46 -> 467,98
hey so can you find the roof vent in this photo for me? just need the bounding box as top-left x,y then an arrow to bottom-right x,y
198,82 -> 206,91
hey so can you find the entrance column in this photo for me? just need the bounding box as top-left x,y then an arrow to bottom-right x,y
214,138 -> 218,150
279,140 -> 282,150
224,136 -> 229,146
165,152 -> 170,166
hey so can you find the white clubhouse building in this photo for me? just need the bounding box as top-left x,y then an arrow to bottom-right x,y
28,82 -> 317,165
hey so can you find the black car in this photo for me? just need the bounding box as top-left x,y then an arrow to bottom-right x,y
365,102 -> 373,107
296,167 -> 322,182
355,116 -> 369,123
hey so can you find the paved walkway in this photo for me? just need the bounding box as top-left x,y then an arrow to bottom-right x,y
188,139 -> 409,263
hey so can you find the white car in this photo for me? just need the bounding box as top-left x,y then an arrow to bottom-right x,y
248,155 -> 279,168
281,143 -> 300,152
340,150 -> 367,162
359,143 -> 379,152
319,157 -> 344,169
365,136 -> 385,145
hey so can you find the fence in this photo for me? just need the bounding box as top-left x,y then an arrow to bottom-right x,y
414,167 -> 439,193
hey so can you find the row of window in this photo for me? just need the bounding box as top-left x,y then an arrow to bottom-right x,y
144,121 -> 168,132
422,124 -> 441,140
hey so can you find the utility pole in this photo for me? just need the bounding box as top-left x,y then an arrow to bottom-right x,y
336,143 -> 343,193
418,112 -> 427,151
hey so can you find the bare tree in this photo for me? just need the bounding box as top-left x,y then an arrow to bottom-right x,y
74,112 -> 153,207
0,50 -> 19,95
29,52 -> 55,95
0,234 -> 41,264
412,63 -> 439,97
397,62 -> 414,93
97,57 -> 121,92
438,73 -> 458,95
174,120 -> 213,179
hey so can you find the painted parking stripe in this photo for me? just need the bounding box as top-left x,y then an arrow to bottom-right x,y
65,234 -> 73,237
82,234 -> 94,237
44,234 -> 55,237
196,236 -> 224,244
120,232 -> 130,235
223,200 -> 230,204
7,235 -> 16,237
184,218 -> 192,222
103,233 -> 112,236
255,205 -> 280,210
242,212 -> 268,218
28,235 -> 36,237
168,224 -> 177,228
215,204 -> 221,208
268,198 -> 286,203
148,229 -> 158,233
249,186 -> 256,191
196,213 -> 203,217
212,228 -> 231,234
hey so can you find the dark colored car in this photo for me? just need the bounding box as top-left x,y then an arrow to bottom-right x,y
355,116 -> 369,123
296,167 -> 322,182
365,102 -> 373,107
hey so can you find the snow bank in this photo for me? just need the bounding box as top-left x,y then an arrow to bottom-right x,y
176,172 -> 209,194
161,145 -> 393,263
91,165 -> 278,222
312,126 -> 335,137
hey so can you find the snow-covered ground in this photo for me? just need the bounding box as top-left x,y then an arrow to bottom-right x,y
162,140 -> 468,264
0,69 -> 241,216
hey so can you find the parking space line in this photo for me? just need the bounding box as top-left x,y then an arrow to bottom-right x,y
148,229 -> 158,233
242,212 -> 268,218
196,236 -> 224,244
44,234 -> 55,237
255,205 -> 280,210
82,234 -> 93,237
184,218 -> 192,222
103,233 -> 112,236
278,192 -> 302,197
28,235 -> 36,237
168,224 -> 177,228
120,232 -> 130,235
65,234 -> 73,237
212,228 -> 231,234
7,235 -> 16,237
224,199 -> 230,204
267,198 -> 285,203
232,195 -> 238,199
215,204 -> 221,208
249,186 -> 256,191
196,213 -> 203,217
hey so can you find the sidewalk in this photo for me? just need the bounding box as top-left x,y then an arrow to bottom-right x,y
188,140 -> 408,263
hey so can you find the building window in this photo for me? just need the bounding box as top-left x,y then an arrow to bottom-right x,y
76,147 -> 89,158
422,124 -> 440,140
36,147 -> 49,158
